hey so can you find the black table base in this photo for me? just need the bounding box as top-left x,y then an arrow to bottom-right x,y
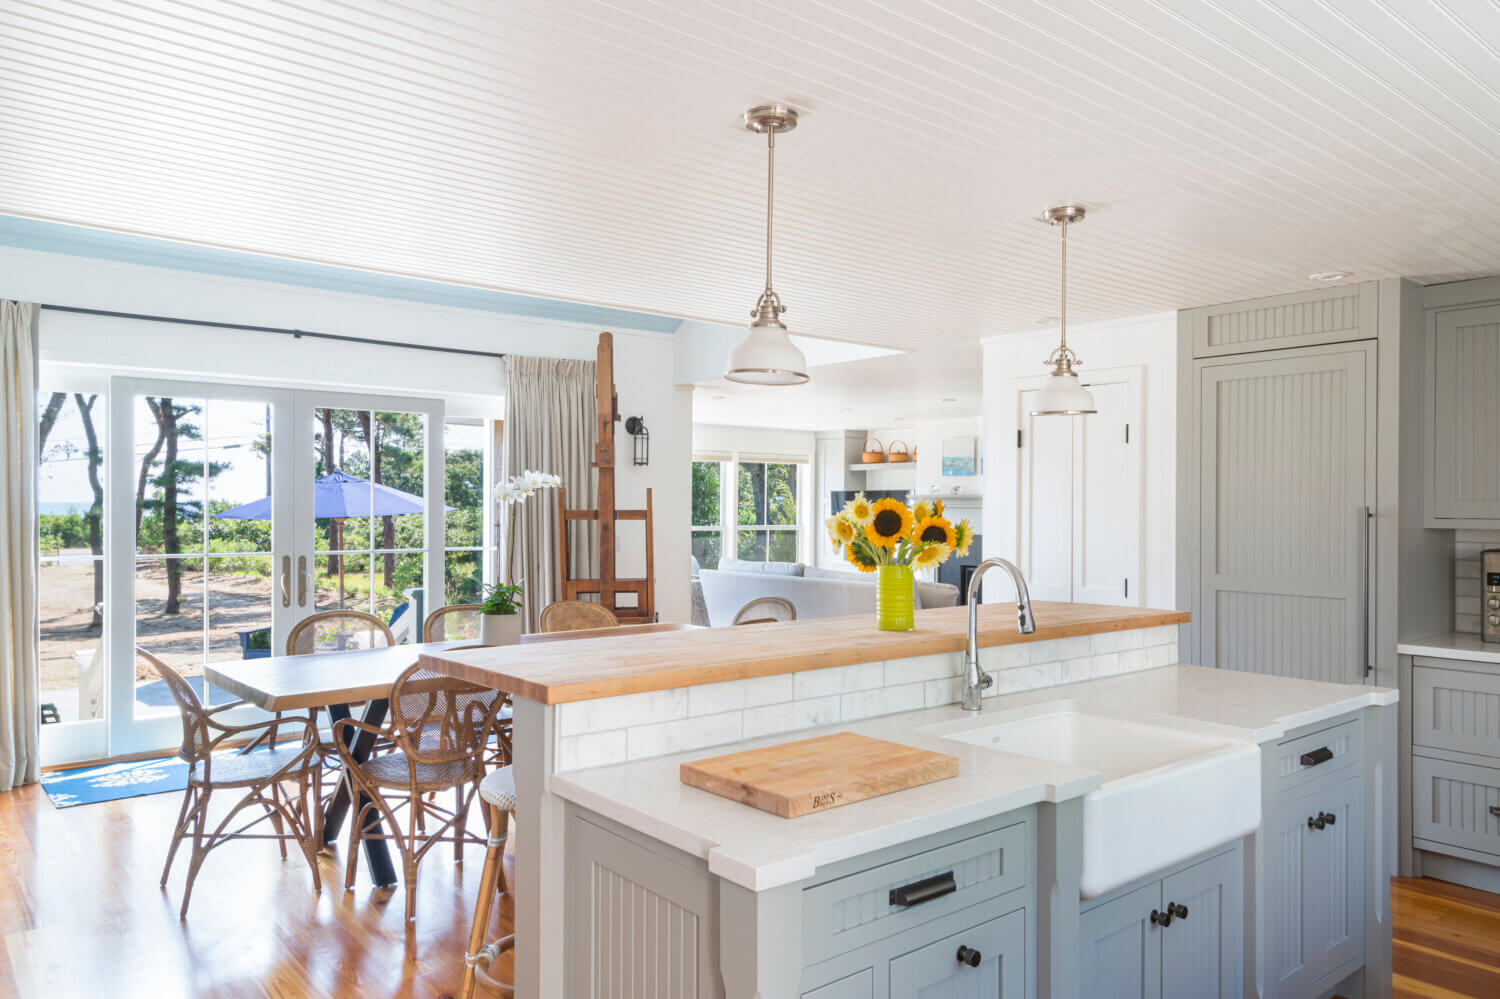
322,698 -> 397,888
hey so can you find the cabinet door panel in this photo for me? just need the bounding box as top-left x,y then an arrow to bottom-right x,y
1433,305 -> 1500,519
1302,775 -> 1364,981
888,907 -> 1024,998
1018,389 -> 1074,603
1080,884 -> 1161,999
1073,381 -> 1139,606
803,967 -> 874,999
1265,793 -> 1310,991
1160,850 -> 1242,999
1197,344 -> 1374,683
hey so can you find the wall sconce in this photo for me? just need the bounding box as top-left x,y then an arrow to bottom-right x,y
624,416 -> 649,466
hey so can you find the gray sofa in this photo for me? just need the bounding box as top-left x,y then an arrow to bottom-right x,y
696,559 -> 959,627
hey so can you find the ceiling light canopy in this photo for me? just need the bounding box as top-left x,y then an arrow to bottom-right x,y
1031,205 -> 1097,416
725,104 -> 810,386
1309,270 -> 1353,282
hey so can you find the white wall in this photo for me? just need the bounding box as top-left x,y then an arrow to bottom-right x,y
982,312 -> 1177,609
4,243 -> 693,622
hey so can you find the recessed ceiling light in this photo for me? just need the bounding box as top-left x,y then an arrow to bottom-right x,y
1309,271 -> 1353,282
941,397 -> 956,404
712,395 -> 726,401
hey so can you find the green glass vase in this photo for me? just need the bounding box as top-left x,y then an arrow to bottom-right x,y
875,563 -> 915,631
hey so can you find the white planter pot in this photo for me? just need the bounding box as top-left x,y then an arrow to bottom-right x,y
479,613 -> 522,646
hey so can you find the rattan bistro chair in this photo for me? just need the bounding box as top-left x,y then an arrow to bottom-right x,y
732,596 -> 797,626
259,609 -> 398,752
538,600 -> 619,633
423,604 -> 485,642
141,648 -> 324,919
333,662 -> 504,920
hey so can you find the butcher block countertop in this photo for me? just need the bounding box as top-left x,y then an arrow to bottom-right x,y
419,601 -> 1189,705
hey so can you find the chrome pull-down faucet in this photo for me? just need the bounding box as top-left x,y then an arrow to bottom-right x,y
962,558 -> 1036,711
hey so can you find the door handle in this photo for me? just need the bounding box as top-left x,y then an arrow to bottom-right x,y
297,555 -> 308,607
1362,506 -> 1373,678
888,871 -> 956,907
1300,746 -> 1334,767
280,555 -> 292,608
1489,805 -> 1500,819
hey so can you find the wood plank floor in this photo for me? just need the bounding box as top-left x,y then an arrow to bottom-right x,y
1394,875 -> 1500,998
3,784 -> 1498,998
0,782 -> 513,998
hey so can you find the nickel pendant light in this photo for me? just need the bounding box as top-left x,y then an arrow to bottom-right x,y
725,104 -> 810,386
1031,205 -> 1096,415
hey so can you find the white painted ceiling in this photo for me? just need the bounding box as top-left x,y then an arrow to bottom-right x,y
3,1 -> 1499,352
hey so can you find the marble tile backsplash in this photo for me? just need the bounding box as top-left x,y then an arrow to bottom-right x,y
553,625 -> 1180,771
1455,530 -> 1500,634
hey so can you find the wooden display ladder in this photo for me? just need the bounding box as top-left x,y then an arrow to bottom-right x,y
556,332 -> 656,623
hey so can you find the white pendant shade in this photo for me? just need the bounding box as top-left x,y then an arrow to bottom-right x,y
1031,369 -> 1096,415
725,325 -> 809,385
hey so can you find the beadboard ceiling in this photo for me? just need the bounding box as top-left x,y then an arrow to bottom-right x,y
3,0 -> 1499,351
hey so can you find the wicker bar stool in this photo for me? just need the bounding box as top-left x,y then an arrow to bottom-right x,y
423,604 -> 485,642
459,766 -> 517,999
538,600 -> 619,633
142,647 -> 324,918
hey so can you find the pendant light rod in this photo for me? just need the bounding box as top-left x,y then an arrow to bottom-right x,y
764,125 -> 775,296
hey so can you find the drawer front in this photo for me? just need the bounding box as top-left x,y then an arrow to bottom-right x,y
1414,665 -> 1500,760
802,821 -> 1030,966
801,968 -> 873,999
888,907 -> 1025,998
1413,756 -> 1500,858
1273,718 -> 1361,792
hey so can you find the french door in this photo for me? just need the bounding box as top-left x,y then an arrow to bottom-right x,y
106,377 -> 442,756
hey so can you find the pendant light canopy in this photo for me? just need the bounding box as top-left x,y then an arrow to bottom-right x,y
1031,205 -> 1097,416
725,104 -> 810,386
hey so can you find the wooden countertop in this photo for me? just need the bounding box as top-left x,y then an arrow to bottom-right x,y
419,602 -> 1189,705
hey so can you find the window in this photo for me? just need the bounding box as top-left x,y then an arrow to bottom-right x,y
690,460 -> 724,570
690,453 -> 806,569
443,418 -> 497,605
736,461 -> 798,562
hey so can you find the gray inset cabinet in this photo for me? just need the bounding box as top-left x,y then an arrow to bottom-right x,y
1080,847 -> 1242,999
888,908 -> 1025,997
1428,303 -> 1500,523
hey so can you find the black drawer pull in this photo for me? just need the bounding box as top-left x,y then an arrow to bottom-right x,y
956,945 -> 982,967
889,871 -> 956,908
1489,805 -> 1500,818
1150,908 -> 1172,927
1300,747 -> 1334,767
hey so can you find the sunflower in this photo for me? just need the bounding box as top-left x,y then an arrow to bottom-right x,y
912,499 -> 934,522
865,497 -> 913,549
953,518 -> 974,557
844,542 -> 878,573
911,542 -> 950,570
913,516 -> 956,549
842,491 -> 874,525
827,515 -> 857,546
932,497 -> 945,517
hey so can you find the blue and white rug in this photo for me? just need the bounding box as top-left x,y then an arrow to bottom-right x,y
41,755 -> 189,808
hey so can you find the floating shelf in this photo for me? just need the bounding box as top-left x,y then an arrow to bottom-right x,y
847,462 -> 916,473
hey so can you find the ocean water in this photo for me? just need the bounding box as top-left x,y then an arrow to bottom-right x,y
39,502 -> 96,516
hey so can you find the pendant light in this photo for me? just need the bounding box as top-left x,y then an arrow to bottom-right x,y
1031,205 -> 1096,415
725,104 -> 810,385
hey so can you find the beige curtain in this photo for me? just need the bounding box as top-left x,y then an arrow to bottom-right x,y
1,302 -> 40,790
502,356 -> 598,632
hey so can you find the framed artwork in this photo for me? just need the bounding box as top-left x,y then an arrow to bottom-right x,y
941,436 -> 977,477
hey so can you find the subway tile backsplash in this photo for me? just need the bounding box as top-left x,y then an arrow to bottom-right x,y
1455,530 -> 1500,634
552,625 -> 1180,771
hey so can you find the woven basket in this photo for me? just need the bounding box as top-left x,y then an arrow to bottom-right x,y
860,437 -> 886,463
887,441 -> 911,463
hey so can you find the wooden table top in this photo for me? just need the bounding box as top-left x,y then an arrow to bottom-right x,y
205,641 -> 467,712
419,602 -> 1191,706
518,621 -> 701,645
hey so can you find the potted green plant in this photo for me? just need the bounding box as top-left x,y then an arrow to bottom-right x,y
479,580 -> 525,646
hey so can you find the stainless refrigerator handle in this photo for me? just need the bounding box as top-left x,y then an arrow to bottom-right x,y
297,555 -> 309,607
280,555 -> 292,608
1363,506 -> 1373,679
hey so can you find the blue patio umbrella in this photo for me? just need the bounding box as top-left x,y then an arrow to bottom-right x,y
212,470 -> 449,520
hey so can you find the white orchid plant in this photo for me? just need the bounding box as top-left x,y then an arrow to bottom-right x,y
483,469 -> 563,616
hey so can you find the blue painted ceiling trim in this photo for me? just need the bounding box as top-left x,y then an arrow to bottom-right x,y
0,214 -> 685,334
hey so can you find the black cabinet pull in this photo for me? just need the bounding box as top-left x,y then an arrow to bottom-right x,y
1300,746 -> 1334,767
889,871 -> 956,908
1150,908 -> 1173,927
1308,814 -> 1326,830
1322,811 -> 1336,826
956,945 -> 982,968
1169,902 -> 1188,920
1489,805 -> 1500,818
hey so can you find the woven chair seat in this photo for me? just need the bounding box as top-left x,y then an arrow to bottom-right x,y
359,751 -> 479,791
479,767 -> 516,810
189,746 -> 311,788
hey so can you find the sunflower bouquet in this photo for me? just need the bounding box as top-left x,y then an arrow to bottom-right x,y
826,493 -> 975,573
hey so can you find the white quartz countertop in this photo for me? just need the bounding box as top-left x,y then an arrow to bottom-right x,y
1397,631 -> 1500,665
550,664 -> 1397,890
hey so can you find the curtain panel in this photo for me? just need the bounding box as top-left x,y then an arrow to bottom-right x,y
1,301 -> 40,790
502,356 -> 598,632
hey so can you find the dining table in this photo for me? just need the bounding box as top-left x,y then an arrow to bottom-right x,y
206,640 -> 467,888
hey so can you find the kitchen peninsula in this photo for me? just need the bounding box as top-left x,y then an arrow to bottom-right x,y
422,603 -> 1396,999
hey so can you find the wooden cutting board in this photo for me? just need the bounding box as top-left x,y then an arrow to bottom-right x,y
679,732 -> 959,818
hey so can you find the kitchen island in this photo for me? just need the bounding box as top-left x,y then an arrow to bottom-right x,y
423,603 -> 1396,999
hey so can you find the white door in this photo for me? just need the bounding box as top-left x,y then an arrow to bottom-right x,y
1196,343 -> 1375,682
1018,375 -> 1140,605
107,377 -> 443,756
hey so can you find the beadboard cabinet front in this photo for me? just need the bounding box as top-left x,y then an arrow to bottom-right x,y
1188,283 -> 1376,359
1428,304 -> 1500,523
